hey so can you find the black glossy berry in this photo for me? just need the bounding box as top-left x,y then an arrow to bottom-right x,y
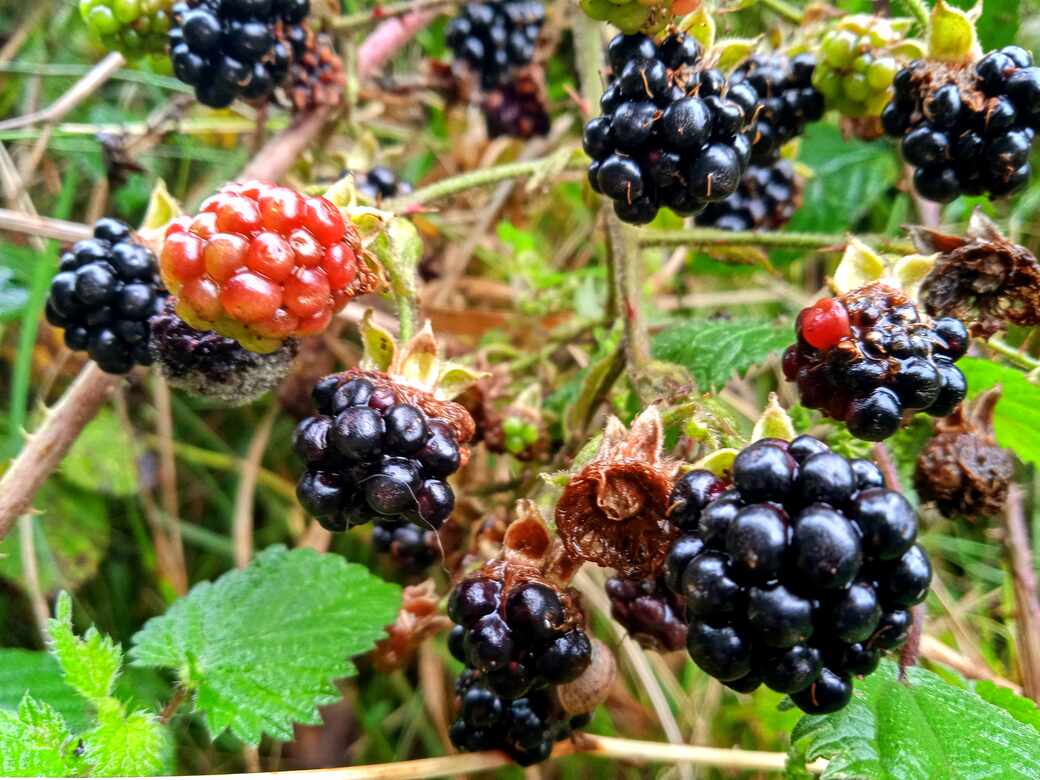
726,504 -> 788,584
892,356 -> 941,409
850,459 -> 885,491
384,404 -> 429,454
798,452 -> 857,506
365,457 -> 421,515
293,416 -> 332,463
733,442 -> 798,503
747,584 -> 813,648
505,582 -> 564,642
536,629 -> 591,684
699,494 -> 742,548
686,620 -> 753,681
932,317 -> 969,360
869,609 -> 912,649
791,505 -> 862,590
331,406 -> 385,461
660,97 -> 711,148
788,434 -> 829,464
597,155 -> 644,201
828,581 -> 881,643
465,613 -> 514,672
669,469 -> 725,530
683,551 -> 745,621
296,470 -> 346,518
415,479 -> 454,528
582,117 -> 613,159
924,84 -> 962,128
610,100 -> 658,148
760,644 -> 822,694
790,668 -> 852,714
876,543 -> 932,608
851,488 -> 917,560
901,126 -> 949,167
607,33 -> 657,71
663,533 -> 705,594
846,387 -> 903,441
449,578 -> 502,626
658,33 -> 700,69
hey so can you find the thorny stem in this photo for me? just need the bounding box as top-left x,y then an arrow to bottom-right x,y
160,686 -> 189,725
986,335 -> 1040,373
758,0 -> 805,24
605,212 -> 652,376
639,228 -> 916,254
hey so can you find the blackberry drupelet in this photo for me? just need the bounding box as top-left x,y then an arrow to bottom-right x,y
663,435 -> 931,714
605,575 -> 687,652
372,519 -> 439,574
46,218 -> 166,375
445,0 -> 545,89
730,53 -> 824,164
782,284 -> 969,441
583,31 -> 757,225
695,160 -> 801,231
882,48 -> 1040,202
168,0 -> 310,108
356,167 -> 413,202
483,70 -> 551,139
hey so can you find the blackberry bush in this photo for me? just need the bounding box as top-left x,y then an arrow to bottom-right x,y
782,283 -> 969,441
695,160 -> 801,231
583,31 -> 756,225
45,218 -> 166,374
664,435 -> 932,713
605,575 -> 686,652
168,0 -> 310,108
882,48 -> 1040,202
80,0 -> 173,59
445,0 -> 545,89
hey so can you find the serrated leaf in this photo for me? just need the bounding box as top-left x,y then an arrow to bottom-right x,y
0,650 -> 88,731
61,409 -> 138,497
651,318 -> 792,392
972,680 -> 1040,733
129,546 -> 401,745
788,661 -> 1040,778
48,592 -> 123,706
956,357 -> 1040,467
0,695 -> 81,777
81,699 -> 171,778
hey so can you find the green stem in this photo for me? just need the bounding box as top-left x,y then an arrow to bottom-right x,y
986,336 -> 1040,373
396,296 -> 416,341
329,0 -> 458,30
605,212 -> 652,373
900,0 -> 931,30
573,11 -> 607,111
638,228 -> 916,254
758,0 -> 805,24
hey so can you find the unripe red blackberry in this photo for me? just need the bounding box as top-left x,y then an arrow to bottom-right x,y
45,218 -> 167,374
605,575 -> 687,652
446,0 -> 544,90
664,435 -> 931,713
782,284 -> 969,441
695,160 -> 802,231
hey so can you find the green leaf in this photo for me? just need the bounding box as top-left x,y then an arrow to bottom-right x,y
956,357 -> 1040,467
129,545 -> 401,745
0,266 -> 30,321
972,0 -> 1019,50
81,699 -> 172,778
47,592 -> 124,706
0,695 -> 81,777
972,680 -> 1040,734
0,650 -> 88,731
789,661 -> 1040,779
61,409 -> 139,497
651,318 -> 791,392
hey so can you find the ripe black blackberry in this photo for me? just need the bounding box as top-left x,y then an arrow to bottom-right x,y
448,668 -> 589,765
293,371 -> 464,532
882,49 -> 1040,202
445,0 -> 545,89
45,218 -> 166,375
355,167 -> 412,202
483,70 -> 550,139
447,563 -> 592,698
168,0 -> 309,108
372,519 -> 438,574
663,435 -> 931,714
583,31 -> 756,225
605,575 -> 687,652
782,284 -> 969,441
729,53 -> 825,164
695,160 -> 801,231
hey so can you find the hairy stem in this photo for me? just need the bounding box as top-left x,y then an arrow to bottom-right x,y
605,212 -> 651,375
639,227 -> 916,254
986,335 -> 1040,372
758,0 -> 805,24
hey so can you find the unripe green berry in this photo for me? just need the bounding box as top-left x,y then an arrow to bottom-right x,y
867,57 -> 897,91
823,31 -> 857,68
842,72 -> 870,102
505,434 -> 526,454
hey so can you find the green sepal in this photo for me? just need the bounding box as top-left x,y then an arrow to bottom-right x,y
926,0 -> 983,63
750,393 -> 796,442
359,310 -> 396,372
680,7 -> 716,51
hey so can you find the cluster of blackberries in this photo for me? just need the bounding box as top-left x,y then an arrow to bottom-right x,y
446,573 -> 591,697
372,519 -> 438,574
782,285 -> 969,441
663,435 -> 932,714
695,160 -> 800,231
483,72 -> 550,139
882,48 -> 1040,202
449,669 -> 589,765
583,32 -> 757,225
605,575 -> 687,652
46,219 -> 166,375
169,0 -> 310,108
293,374 -> 460,532
730,53 -> 824,164
445,0 -> 545,89
355,167 -> 412,202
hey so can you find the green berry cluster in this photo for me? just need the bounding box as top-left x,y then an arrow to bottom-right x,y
812,15 -> 923,119
502,416 -> 540,455
579,0 -> 694,35
79,0 -> 173,60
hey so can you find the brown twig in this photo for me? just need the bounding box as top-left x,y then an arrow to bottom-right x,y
1004,484 -> 1040,701
919,635 -> 1023,694
232,405 -> 278,569
19,517 -> 50,641
871,441 -> 902,491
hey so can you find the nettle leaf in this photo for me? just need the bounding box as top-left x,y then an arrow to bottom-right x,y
788,661 -> 1040,779
0,650 -> 87,730
0,694 -> 82,777
47,592 -> 123,706
129,546 -> 401,745
81,699 -> 171,778
956,357 -> 1040,467
652,318 -> 791,392
972,680 -> 1040,733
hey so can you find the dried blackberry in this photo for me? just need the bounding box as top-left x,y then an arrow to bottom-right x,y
282,24 -> 345,112
695,160 -> 802,231
605,575 -> 687,652
446,0 -> 544,89
483,70 -> 550,139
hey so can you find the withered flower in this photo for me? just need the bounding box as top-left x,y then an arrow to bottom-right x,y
915,387 -> 1015,519
915,209 -> 1040,338
555,407 -> 680,579
371,580 -> 452,673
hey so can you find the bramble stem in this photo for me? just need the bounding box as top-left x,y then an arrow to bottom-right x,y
638,227 -> 916,254
1004,484 -> 1040,701
605,212 -> 652,374
758,0 -> 805,24
901,0 -> 931,30
329,0 -> 458,31
986,335 -> 1040,373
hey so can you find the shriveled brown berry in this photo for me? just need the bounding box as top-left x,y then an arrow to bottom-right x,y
371,580 -> 452,672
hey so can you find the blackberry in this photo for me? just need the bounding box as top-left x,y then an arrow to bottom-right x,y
449,669 -> 589,765
293,371 -> 465,532
782,284 -> 969,441
372,519 -> 438,574
445,0 -> 544,90
483,70 -> 551,139
583,31 -> 756,225
80,0 -> 173,59
730,53 -> 825,164
356,167 -> 413,202
169,0 -> 308,108
663,436 -> 931,714
605,575 -> 687,652
282,25 -> 345,112
447,563 -> 591,695
45,218 -> 166,375
150,298 -> 298,405
695,160 -> 802,231
882,49 -> 1040,202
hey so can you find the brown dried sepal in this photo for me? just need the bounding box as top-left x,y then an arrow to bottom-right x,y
840,114 -> 885,142
914,209 -> 1040,338
914,386 -> 1015,519
555,407 -> 680,579
370,580 -> 452,673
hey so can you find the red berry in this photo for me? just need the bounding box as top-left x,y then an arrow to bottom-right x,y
296,307 -> 334,335
216,196 -> 262,234
246,232 -> 296,282
189,211 -> 219,239
181,276 -> 222,322
162,232 -> 205,284
302,196 -> 346,245
204,233 -> 249,282
259,187 -> 304,234
221,272 -> 282,322
323,243 -> 359,289
801,298 -> 851,350
289,228 -> 323,267
284,267 -> 331,317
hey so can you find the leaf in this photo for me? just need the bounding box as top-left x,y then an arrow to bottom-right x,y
970,0 -> 1019,50
0,266 -> 30,321
0,650 -> 88,730
61,408 -> 139,497
788,661 -> 1040,779
47,592 -> 123,706
956,357 -> 1040,467
0,695 -> 81,777
81,699 -> 171,778
651,318 -> 792,392
681,6 -> 716,50
129,545 -> 401,745
972,680 -> 1040,733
